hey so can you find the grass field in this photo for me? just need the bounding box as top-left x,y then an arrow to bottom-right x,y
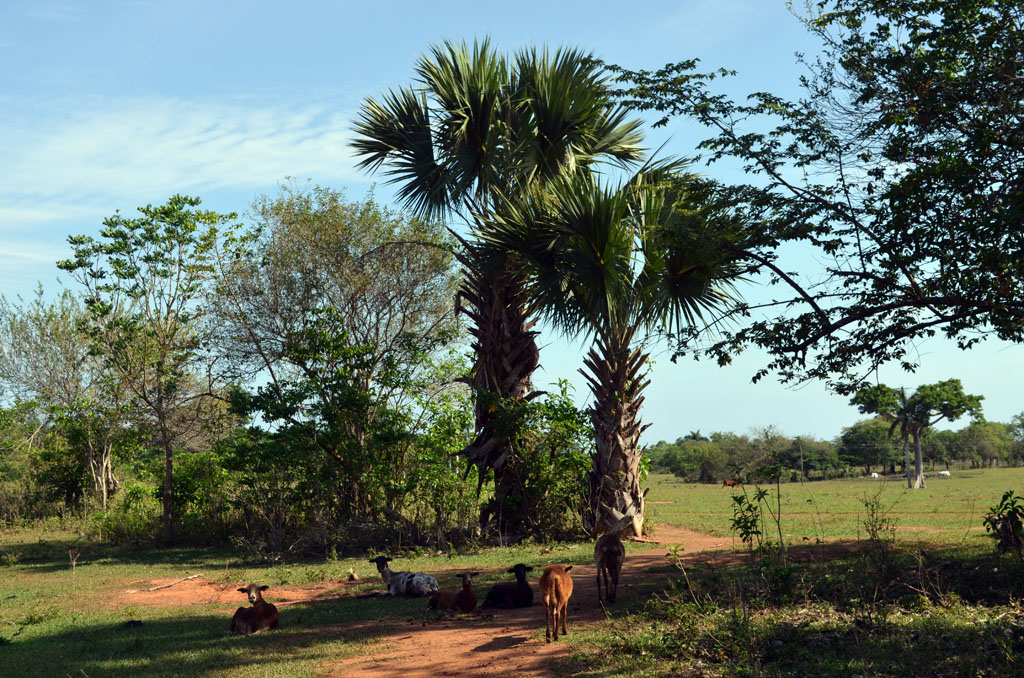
646,466 -> 1024,546
0,529 -> 600,677
1,467 -> 1022,676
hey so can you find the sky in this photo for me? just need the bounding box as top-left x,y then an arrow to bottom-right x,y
1,0 -> 1019,443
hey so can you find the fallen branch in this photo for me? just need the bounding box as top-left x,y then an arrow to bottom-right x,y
148,574 -> 203,591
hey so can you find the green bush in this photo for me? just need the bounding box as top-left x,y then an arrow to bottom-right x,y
89,482 -> 160,546
983,490 -> 1024,564
482,381 -> 592,541
171,449 -> 234,544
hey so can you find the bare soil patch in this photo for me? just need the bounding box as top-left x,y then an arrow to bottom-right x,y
323,526 -> 732,678
113,526 -> 736,677
117,578 -> 356,610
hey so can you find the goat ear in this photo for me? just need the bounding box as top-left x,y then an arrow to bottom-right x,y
259,585 -> 269,591
471,571 -> 480,576
506,567 -> 515,573
237,588 -> 247,593
524,566 -> 534,571
565,565 -> 573,572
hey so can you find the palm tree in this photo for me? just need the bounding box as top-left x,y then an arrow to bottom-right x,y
351,39 -> 645,533
481,170 -> 742,537
852,380 -> 983,489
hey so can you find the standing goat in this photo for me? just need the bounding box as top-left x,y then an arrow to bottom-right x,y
369,555 -> 439,597
539,565 -> 573,642
230,584 -> 278,634
427,571 -> 479,612
595,533 -> 625,603
481,563 -> 534,609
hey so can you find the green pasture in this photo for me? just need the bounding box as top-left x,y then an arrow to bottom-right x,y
2,467 -> 1023,677
646,466 -> 1024,546
0,530 -> 597,678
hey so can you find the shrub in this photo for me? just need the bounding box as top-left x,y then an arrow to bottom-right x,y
89,482 -> 160,546
983,490 -> 1024,564
171,449 -> 234,544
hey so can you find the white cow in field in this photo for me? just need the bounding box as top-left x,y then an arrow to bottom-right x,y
870,472 -> 879,479
938,470 -> 952,478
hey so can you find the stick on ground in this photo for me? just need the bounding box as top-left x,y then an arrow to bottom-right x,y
147,574 -> 203,591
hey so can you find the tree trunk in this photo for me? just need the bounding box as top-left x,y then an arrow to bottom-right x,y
159,422 -> 175,545
582,332 -> 649,539
456,263 -> 540,534
912,429 -> 926,489
903,436 -> 912,489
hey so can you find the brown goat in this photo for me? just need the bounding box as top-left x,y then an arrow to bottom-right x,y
539,565 -> 573,642
230,584 -> 278,634
595,533 -> 625,603
427,571 -> 479,613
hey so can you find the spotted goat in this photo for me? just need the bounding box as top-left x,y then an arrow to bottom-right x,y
369,555 -> 439,597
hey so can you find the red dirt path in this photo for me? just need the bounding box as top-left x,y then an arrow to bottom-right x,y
327,526 -> 731,678
119,525 -> 734,677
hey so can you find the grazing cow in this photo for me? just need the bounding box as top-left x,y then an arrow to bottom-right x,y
722,477 -> 740,488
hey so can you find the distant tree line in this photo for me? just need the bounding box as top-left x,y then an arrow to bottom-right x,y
647,414 -> 1024,484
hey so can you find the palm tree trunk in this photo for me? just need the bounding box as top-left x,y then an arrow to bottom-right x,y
456,262 -> 540,534
581,332 -> 650,538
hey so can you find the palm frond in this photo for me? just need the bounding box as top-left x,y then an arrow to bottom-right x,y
483,166 -> 745,344
351,87 -> 453,218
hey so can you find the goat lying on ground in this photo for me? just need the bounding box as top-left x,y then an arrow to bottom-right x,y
595,533 -> 625,603
369,555 -> 439,597
427,571 -> 479,612
539,564 -> 573,642
481,563 -> 534,609
230,584 -> 278,634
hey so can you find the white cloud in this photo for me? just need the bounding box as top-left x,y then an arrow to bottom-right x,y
0,93 -> 363,229
21,2 -> 86,23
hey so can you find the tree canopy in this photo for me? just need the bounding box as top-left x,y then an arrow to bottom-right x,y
851,379 -> 983,487
610,0 -> 1024,392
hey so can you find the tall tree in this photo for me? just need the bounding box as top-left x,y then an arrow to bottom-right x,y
481,170 -> 740,537
208,186 -> 462,540
851,379 -> 982,488
209,185 -> 457,405
59,195 -> 235,544
610,0 -> 1024,392
836,418 -> 897,475
0,289 -> 129,508
352,39 -> 646,533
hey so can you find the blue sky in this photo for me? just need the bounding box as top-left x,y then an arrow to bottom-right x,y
1,0 -> 1019,442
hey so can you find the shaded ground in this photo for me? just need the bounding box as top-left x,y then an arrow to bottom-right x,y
327,527 -> 729,678
117,526 -> 733,677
